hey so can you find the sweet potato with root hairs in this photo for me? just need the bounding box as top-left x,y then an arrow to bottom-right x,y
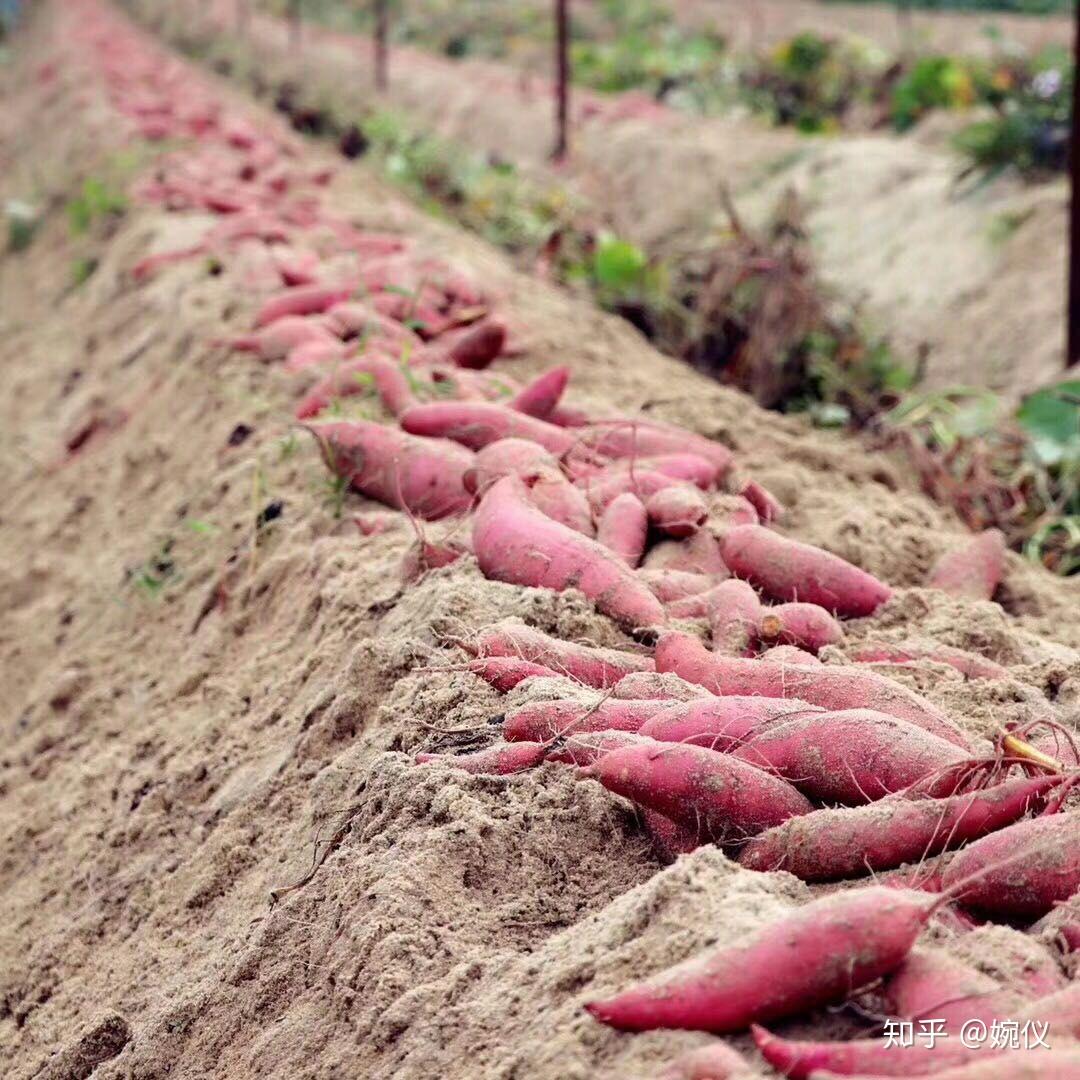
758,602 -> 843,653
571,453 -> 721,490
576,469 -> 686,515
639,696 -> 823,752
583,420 -> 734,477
759,645 -> 820,665
325,301 -> 422,349
645,809 -> 705,862
597,493 -> 648,567
753,1024 -> 981,1079
230,316 -> 340,362
584,886 -> 935,1033
740,480 -> 783,524
942,810 -> 1080,919
738,774 -> 1062,882
706,580 -> 762,655
511,366 -> 570,419
472,477 -> 666,629
643,531 -> 729,576
401,402 -> 576,454
927,529 -> 1006,601
1021,983 -> 1080,1039
283,339 -> 349,373
812,1049 -> 1080,1080
399,539 -> 466,584
732,710 -> 968,804
295,355 -> 418,420
472,618 -> 653,688
503,698 -> 672,742
440,316 -> 507,369
307,419 -> 473,520
464,439 -> 558,493
254,283 -> 353,328
467,657 -> 558,693
658,1041 -> 755,1079
415,742 -> 548,774
646,485 -> 710,538
581,740 -> 813,845
722,526 -> 892,617
639,569 -> 718,603
848,640 -> 1006,681
611,671 -> 709,701
655,631 -> 970,748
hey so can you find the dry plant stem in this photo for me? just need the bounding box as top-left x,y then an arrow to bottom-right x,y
1001,732 -> 1064,772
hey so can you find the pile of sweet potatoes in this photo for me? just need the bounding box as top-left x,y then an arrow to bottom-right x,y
79,7 -> 1080,1076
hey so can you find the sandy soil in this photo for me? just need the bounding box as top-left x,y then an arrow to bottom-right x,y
203,2 -> 1071,401
2,4 -> 1080,1080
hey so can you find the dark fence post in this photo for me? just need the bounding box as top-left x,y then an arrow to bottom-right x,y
553,0 -> 569,160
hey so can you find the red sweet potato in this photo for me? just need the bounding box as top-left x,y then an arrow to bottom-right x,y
639,569 -> 718,603
638,696 -> 823,752
503,698 -> 672,742
399,539 -> 467,584
581,740 -> 813,844
1021,982 -> 1080,1039
738,774 -> 1062,882
646,485 -> 710,538
401,401 -> 576,454
757,602 -> 843,653
758,645 -> 820,665
472,618 -> 653,688
707,580 -> 762,655
610,671 -> 709,701
294,355 -> 417,419
848,640 -> 1006,681
576,468 -> 685,516
643,531 -> 729,576
415,742 -> 548,774
927,529 -> 1006,601
942,809 -> 1080,919
466,657 -> 559,693
722,526 -> 892,618
655,631 -> 970,748
740,480 -> 783,524
511,365 -> 570,419
231,315 -> 339,361
307,419 -> 473,520
597,492 -> 648,567
582,420 -> 733,477
442,315 -> 507,369
645,809 -> 705,863
472,476 -> 666,629
464,439 -> 558,493
732,709 -> 968,805
254,283 -> 353,327
584,886 -> 935,1032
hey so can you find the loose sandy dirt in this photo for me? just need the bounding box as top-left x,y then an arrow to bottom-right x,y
1,4 -> 1079,1080
200,1 -> 1072,401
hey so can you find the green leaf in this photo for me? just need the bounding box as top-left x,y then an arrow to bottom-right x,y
592,234 -> 648,292
1017,383 -> 1080,464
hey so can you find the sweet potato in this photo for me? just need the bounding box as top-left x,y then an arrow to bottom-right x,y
325,301 -> 422,349
576,468 -> 686,516
230,315 -> 339,361
511,365 -> 570,419
708,494 -> 760,533
467,657 -> 559,693
571,453 -> 721,490
441,315 -> 507,369
722,526 -> 892,618
707,580 -> 761,655
597,493 -> 648,567
655,631 -> 970,748
401,402 -> 576,454
294,355 -> 418,420
757,602 -> 843,653
581,740 -> 812,845
942,809 -> 1080,919
254,283 -> 353,327
848,640 -> 1006,681
638,696 -> 823,752
584,886 -> 935,1032
472,476 -> 666,629
643,531 -> 729,576
753,1024 -> 979,1079
646,485 -> 710,538
657,1042 -> 756,1080
927,529 -> 1006,602
399,539 -> 467,584
464,439 -> 558,493
415,742 -> 548,774
307,419 -> 473,520
472,618 -> 653,688
503,698 -> 672,742
639,569 -> 718,603
645,809 -> 705,862
740,480 -> 783,524
583,420 -> 734,477
283,338 -> 350,373
1021,983 -> 1080,1039
738,774 -> 1062,882
732,709 -> 968,804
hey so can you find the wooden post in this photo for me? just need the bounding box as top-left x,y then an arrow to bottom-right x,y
374,0 -> 389,92
553,0 -> 570,160
1069,2 -> 1080,367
